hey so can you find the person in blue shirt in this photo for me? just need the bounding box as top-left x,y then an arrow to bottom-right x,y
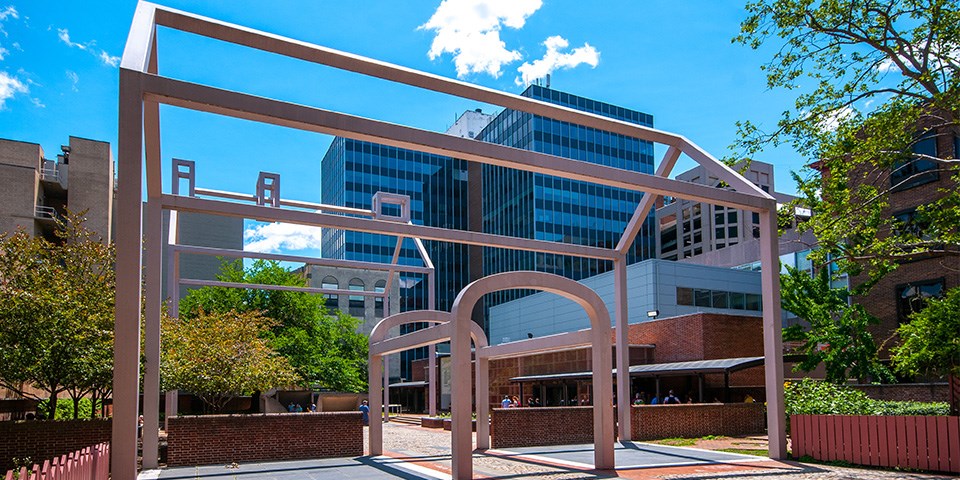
359,400 -> 370,425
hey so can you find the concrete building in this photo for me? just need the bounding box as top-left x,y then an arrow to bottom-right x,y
657,160 -> 800,262
488,259 -> 766,345
160,210 -> 245,301
300,264 -> 401,336
0,137 -> 113,242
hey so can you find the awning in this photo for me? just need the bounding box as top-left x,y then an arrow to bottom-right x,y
389,380 -> 429,388
509,356 -> 764,383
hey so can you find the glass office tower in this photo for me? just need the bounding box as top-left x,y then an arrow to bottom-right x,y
478,84 -> 657,309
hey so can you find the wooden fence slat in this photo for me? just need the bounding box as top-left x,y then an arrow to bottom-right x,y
885,414 -> 897,469
867,416 -> 879,466
850,415 -> 861,465
876,416 -> 890,468
917,416 -> 930,470
896,416 -> 909,468
841,416 -> 853,464
803,414 -> 812,458
823,415 -> 837,461
813,414 -> 822,459
906,417 -> 920,470
948,416 -> 960,474
934,416 -> 948,473
791,415 -> 803,458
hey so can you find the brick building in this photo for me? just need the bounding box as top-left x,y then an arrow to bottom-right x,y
841,120 -> 960,352
400,312 -> 809,413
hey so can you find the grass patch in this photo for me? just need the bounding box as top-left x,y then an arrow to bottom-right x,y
718,448 -> 768,457
651,437 -> 697,446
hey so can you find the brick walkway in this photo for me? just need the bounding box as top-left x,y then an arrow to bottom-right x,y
373,422 -> 957,479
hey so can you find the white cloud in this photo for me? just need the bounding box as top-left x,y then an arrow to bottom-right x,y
419,0 -> 543,78
0,70 -> 27,109
816,106 -> 855,132
99,50 -> 119,67
516,35 -> 599,86
57,27 -> 121,68
0,5 -> 17,22
0,45 -> 7,60
29,96 -> 43,108
65,69 -> 78,91
244,221 -> 325,254
57,28 -> 89,50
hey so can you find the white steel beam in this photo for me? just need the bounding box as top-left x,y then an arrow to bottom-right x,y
112,67 -> 145,480
179,278 -> 387,298
140,75 -> 771,212
195,187 -> 375,217
760,209 -> 788,458
479,330 -> 593,360
161,194 -> 617,260
170,244 -> 433,274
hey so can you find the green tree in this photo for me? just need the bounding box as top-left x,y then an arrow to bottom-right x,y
734,0 -> 960,283
0,213 -> 115,418
179,260 -> 368,392
781,266 -> 894,383
161,309 -> 298,413
892,287 -> 960,379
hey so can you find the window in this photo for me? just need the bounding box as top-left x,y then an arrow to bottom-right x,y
891,133 -> 939,190
374,280 -> 386,317
676,287 -> 693,306
322,276 -> 339,310
896,278 -> 944,323
694,289 -> 712,307
715,227 -> 725,239
752,212 -> 760,224
349,278 -> 365,317
715,213 -> 724,225
893,209 -> 929,239
727,211 -> 737,223
729,292 -> 746,310
712,290 -> 728,309
745,293 -> 762,311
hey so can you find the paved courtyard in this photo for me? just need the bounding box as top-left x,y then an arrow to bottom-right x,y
146,422 -> 958,479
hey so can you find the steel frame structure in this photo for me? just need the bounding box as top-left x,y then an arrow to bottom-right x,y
117,3 -> 786,479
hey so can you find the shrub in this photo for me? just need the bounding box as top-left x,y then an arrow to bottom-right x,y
36,398 -> 103,420
785,378 -> 950,418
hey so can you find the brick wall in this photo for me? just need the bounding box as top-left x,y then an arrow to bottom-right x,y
490,407 -> 594,448
850,383 -> 949,403
631,403 -> 765,440
166,413 -> 362,466
0,419 -> 111,472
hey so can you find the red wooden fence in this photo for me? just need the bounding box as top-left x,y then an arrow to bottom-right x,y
2,442 -> 109,480
791,415 -> 960,473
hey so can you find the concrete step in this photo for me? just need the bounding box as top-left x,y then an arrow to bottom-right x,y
388,415 -> 422,426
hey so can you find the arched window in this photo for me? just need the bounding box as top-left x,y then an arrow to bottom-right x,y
374,280 -> 386,317
349,278 -> 365,317
322,276 -> 339,310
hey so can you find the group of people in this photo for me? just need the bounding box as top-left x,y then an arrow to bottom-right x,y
499,394 -> 592,408
631,390 -> 692,405
286,401 -> 318,412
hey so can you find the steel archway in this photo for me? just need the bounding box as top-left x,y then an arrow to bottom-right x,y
368,310 -> 489,456
449,271 -> 616,479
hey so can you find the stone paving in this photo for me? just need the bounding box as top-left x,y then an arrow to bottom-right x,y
153,422 -> 958,479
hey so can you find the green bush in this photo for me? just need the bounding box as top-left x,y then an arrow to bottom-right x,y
36,398 -> 103,420
785,378 -> 950,417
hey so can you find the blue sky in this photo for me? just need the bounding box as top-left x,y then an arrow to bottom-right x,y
0,0 -> 805,258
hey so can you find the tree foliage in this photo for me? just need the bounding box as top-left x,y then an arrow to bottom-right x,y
179,260 -> 368,392
734,0 -> 960,282
781,266 -> 893,383
891,286 -> 960,378
160,309 -> 298,413
0,213 -> 114,418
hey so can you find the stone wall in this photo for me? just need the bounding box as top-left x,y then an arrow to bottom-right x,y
490,407 -> 594,448
850,383 -> 949,404
166,413 -> 362,466
631,403 -> 765,441
0,419 -> 111,472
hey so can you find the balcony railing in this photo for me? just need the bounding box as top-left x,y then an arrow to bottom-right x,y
40,167 -> 60,183
35,205 -> 64,223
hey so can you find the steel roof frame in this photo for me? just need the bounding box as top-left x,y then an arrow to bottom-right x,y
116,3 -> 787,478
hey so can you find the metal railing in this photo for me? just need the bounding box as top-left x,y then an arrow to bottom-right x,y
40,167 -> 60,183
35,205 -> 64,223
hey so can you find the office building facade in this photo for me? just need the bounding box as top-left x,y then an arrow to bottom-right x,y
478,85 -> 657,308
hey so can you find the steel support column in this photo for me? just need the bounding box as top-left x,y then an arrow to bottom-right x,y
112,68 -> 145,480
614,257 -> 631,440
476,356 -> 490,450
142,199 -> 162,469
369,354 -> 383,456
760,208 -> 787,458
